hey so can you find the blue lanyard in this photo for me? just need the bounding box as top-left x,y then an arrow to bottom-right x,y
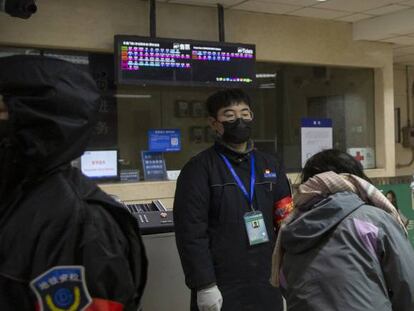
219,153 -> 255,210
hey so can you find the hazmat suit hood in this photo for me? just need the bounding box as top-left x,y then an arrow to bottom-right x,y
0,55 -> 100,204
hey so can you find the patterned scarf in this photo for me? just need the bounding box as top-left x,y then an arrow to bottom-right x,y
270,171 -> 408,287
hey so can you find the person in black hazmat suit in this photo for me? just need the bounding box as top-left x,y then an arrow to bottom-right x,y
0,55 -> 147,311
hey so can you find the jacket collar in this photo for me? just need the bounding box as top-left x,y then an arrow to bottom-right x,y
214,139 -> 254,164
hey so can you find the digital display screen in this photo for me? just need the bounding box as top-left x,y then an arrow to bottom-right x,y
141,151 -> 167,181
80,150 -> 118,180
115,35 -> 256,87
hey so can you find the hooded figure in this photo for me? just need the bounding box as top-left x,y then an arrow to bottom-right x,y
271,149 -> 414,311
0,55 -> 147,311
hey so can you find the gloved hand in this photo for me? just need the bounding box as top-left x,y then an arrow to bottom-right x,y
197,285 -> 223,311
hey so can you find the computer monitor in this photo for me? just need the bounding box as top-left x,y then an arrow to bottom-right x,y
80,149 -> 119,181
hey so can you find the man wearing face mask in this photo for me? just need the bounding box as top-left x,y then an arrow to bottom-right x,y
174,89 -> 293,311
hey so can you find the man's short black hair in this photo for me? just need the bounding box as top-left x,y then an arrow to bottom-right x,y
206,89 -> 251,118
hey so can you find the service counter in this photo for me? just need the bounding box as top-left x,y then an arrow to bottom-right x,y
99,180 -> 177,210
99,181 -> 190,310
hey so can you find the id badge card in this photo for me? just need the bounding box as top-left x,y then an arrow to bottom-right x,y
244,211 -> 269,246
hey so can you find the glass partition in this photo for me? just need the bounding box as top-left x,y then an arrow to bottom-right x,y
0,47 -> 376,178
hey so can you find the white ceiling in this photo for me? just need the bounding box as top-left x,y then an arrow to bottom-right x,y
162,0 -> 414,64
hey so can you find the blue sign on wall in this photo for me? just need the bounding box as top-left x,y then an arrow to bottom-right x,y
148,129 -> 181,152
300,118 -> 332,128
300,118 -> 333,168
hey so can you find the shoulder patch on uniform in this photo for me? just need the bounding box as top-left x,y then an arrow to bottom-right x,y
30,266 -> 92,311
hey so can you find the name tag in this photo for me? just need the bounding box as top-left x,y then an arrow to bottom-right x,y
244,211 -> 269,246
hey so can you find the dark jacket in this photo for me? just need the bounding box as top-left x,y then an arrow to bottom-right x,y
281,191 -> 414,311
0,55 -> 147,311
174,142 -> 291,311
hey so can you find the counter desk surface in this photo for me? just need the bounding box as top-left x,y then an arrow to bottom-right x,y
98,180 -> 177,210
97,170 -> 392,209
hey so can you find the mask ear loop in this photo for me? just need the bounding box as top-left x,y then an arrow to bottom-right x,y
209,117 -> 222,138
214,119 -> 223,137
249,110 -> 254,121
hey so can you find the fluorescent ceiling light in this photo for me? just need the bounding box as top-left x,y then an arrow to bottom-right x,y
259,83 -> 276,89
256,73 -> 277,78
44,53 -> 89,65
114,94 -> 152,99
